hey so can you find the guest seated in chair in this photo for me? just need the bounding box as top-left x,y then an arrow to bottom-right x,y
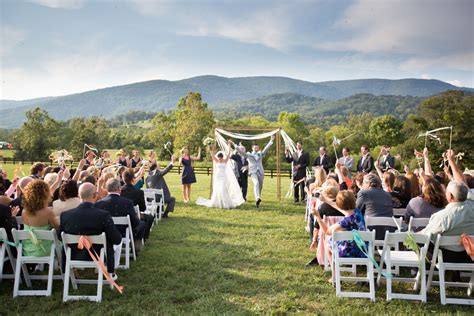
21,180 -> 59,257
59,183 -> 122,277
421,181 -> 474,264
95,178 -> 147,252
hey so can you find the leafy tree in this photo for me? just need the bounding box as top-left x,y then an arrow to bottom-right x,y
174,92 -> 215,154
368,115 -> 404,147
67,117 -> 111,159
13,107 -> 62,161
277,112 -> 308,141
148,111 -> 176,159
416,90 -> 474,168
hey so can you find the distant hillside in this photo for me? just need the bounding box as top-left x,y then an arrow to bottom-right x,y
215,93 -> 425,126
0,75 -> 470,128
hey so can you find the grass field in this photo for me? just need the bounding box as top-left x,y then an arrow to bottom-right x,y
0,172 -> 472,314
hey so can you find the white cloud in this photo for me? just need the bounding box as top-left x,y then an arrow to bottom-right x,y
319,0 -> 472,55
0,27 -> 24,57
30,0 -> 84,10
400,52 -> 474,72
180,11 -> 291,51
446,80 -> 463,87
129,0 -> 172,16
421,74 -> 431,80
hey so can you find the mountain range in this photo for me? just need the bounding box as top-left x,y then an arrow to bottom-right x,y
0,75 -> 471,128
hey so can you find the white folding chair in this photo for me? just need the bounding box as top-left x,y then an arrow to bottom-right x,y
62,232 -> 110,302
407,217 -> 430,232
112,215 -> 136,269
144,188 -> 164,223
15,216 -> 24,229
332,230 -> 376,301
376,231 -> 431,302
393,208 -> 407,217
427,234 -> 474,305
12,228 -> 63,297
320,215 -> 346,272
0,227 -> 16,282
365,216 -> 402,247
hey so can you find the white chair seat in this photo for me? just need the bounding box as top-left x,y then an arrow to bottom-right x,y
378,250 -> 420,265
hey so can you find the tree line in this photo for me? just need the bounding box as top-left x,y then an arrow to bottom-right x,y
4,90 -> 473,170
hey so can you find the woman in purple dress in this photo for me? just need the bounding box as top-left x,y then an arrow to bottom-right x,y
179,147 -> 201,203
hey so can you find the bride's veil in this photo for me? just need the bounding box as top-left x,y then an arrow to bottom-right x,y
214,132 -> 245,205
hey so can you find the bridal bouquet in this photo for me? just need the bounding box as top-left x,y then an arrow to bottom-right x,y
203,137 -> 216,146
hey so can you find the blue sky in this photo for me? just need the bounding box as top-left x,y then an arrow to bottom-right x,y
1,0 -> 473,100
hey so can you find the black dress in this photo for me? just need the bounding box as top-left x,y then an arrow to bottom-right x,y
181,157 -> 196,185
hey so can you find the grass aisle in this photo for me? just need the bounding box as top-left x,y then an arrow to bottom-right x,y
0,175 -> 471,314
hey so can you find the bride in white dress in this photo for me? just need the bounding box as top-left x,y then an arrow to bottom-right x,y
196,143 -> 245,209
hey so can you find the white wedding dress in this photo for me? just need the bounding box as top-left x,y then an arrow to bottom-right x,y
196,161 -> 245,209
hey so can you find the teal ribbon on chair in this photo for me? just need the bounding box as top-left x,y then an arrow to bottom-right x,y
0,239 -> 18,247
352,229 -> 392,279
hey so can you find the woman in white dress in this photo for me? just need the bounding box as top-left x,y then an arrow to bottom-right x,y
196,143 -> 245,209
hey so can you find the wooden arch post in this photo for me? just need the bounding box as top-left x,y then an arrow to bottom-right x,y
215,127 -> 283,202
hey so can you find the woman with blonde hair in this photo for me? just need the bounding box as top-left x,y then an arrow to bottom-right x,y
179,147 -> 201,203
21,180 -> 59,257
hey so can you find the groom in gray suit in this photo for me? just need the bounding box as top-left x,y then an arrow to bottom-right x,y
237,135 -> 274,208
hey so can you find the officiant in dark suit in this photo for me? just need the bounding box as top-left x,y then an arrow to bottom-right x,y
285,141 -> 310,202
312,146 -> 331,174
230,143 -> 249,201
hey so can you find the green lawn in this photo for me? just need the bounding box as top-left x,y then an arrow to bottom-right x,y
0,174 -> 471,314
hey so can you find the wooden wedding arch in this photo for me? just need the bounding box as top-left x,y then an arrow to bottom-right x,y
215,126 -> 283,202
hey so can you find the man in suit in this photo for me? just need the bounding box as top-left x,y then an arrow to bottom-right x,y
230,143 -> 249,201
145,156 -> 176,218
95,178 -> 147,252
337,147 -> 354,178
356,173 -> 394,239
237,135 -> 274,208
59,183 -> 122,276
121,169 -> 153,239
285,141 -> 310,202
378,145 -> 395,171
313,146 -> 331,174
357,145 -> 374,173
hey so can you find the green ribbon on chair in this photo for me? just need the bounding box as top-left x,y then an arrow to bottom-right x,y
352,229 -> 392,279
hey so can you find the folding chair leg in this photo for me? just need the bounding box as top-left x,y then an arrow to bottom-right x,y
63,260 -> 71,302
439,265 -> 447,305
368,263 -> 376,302
386,257 -> 392,301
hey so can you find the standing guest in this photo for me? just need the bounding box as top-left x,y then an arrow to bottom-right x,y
116,149 -> 129,167
337,147 -> 354,177
30,163 -> 45,179
405,178 -> 447,221
101,150 -> 112,166
146,156 -> 176,218
356,145 -> 374,173
59,183 -> 122,277
421,181 -> 474,264
130,150 -> 142,168
313,146 -> 331,174
84,150 -> 97,167
285,141 -> 310,202
378,145 -> 395,171
21,180 -> 59,257
229,142 -> 249,201
95,178 -> 147,252
52,180 -> 80,217
121,169 -> 153,238
179,147 -> 201,203
148,150 -> 157,166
